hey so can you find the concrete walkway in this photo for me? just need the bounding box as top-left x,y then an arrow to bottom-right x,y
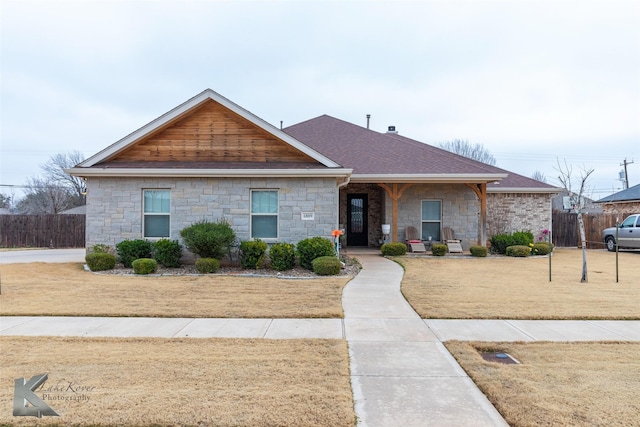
2,249 -> 639,426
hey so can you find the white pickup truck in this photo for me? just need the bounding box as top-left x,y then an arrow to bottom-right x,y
603,214 -> 640,251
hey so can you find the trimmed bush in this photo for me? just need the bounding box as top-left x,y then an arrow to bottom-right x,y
380,242 -> 407,256
85,252 -> 116,271
90,244 -> 113,254
269,242 -> 296,271
531,242 -> 554,255
470,246 -> 488,257
431,243 -> 447,256
132,258 -> 158,274
180,219 -> 236,260
312,256 -> 341,276
116,239 -> 153,268
506,245 -> 531,257
239,239 -> 268,269
153,239 -> 183,267
490,231 -> 534,254
296,237 -> 335,270
195,257 -> 220,274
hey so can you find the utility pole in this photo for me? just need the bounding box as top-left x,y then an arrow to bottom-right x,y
620,159 -> 634,189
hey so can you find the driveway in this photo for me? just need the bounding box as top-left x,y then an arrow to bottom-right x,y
0,248 -> 85,264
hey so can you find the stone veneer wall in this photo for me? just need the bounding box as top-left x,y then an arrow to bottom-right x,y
486,192 -> 553,237
84,176 -> 339,248
383,184 -> 480,250
600,201 -> 640,215
339,183 -> 385,247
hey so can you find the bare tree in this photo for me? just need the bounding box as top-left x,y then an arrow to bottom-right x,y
40,150 -> 86,206
17,177 -> 73,214
531,170 -> 547,183
555,159 -> 595,283
438,139 -> 497,166
0,193 -> 11,209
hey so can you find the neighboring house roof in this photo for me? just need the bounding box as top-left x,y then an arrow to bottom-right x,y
551,191 -> 603,213
60,205 -> 86,215
285,115 -> 558,192
596,183 -> 640,203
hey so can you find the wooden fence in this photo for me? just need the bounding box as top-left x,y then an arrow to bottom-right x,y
552,211 -> 618,249
0,215 -> 85,248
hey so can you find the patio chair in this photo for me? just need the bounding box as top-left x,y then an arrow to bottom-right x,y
405,226 -> 426,253
443,227 -> 463,254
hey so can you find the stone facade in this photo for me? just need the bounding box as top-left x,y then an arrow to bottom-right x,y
487,192 -> 553,237
85,176 -> 339,248
383,184 -> 480,250
599,201 -> 640,215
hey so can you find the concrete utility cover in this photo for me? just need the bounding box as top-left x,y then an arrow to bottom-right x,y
481,351 -> 520,364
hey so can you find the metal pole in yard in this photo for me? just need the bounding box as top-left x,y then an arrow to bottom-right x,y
615,221 -> 619,283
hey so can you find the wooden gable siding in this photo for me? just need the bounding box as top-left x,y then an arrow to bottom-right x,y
108,100 -> 318,164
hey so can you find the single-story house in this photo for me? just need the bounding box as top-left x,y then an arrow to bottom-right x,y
67,89 -> 559,251
596,183 -> 640,214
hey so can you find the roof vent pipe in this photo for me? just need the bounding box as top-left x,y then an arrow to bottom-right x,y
387,126 -> 398,134
366,114 -> 371,129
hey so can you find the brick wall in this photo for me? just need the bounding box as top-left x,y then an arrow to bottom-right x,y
600,201 -> 640,215
487,192 -> 553,237
85,177 -> 338,248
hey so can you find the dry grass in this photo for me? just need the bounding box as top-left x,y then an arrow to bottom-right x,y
400,248 -> 640,319
446,341 -> 640,427
0,336 -> 355,427
0,263 -> 350,318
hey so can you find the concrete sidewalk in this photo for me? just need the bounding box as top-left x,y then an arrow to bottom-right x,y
2,250 -> 639,426
0,248 -> 85,264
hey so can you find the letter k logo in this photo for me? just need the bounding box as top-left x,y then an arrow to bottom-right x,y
13,374 -> 59,417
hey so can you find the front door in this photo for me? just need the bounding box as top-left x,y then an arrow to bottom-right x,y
347,194 -> 368,246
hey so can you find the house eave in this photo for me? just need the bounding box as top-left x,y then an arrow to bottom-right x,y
349,173 -> 508,183
487,187 -> 562,194
66,167 -> 352,179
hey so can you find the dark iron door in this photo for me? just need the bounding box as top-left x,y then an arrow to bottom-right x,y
347,194 -> 368,246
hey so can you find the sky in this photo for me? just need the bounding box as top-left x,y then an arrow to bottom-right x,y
1,0 -> 639,204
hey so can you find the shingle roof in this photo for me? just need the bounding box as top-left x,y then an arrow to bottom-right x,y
284,115 -> 557,191
596,183 -> 640,203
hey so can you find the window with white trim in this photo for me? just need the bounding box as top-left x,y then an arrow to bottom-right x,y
143,190 -> 170,238
251,190 -> 278,239
421,200 -> 441,241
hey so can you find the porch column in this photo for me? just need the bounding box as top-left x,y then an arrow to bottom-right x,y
377,183 -> 412,242
465,182 -> 488,246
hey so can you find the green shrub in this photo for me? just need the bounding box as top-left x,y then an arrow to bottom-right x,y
431,243 -> 447,256
296,237 -> 335,270
90,244 -> 113,254
132,258 -> 158,274
312,256 -> 341,276
531,242 -> 554,255
85,252 -> 116,271
490,231 -> 534,254
239,239 -> 268,269
180,219 -> 236,260
380,242 -> 407,256
470,246 -> 488,257
195,257 -> 220,274
506,245 -> 531,257
153,239 -> 183,267
269,242 -> 296,271
116,239 -> 153,268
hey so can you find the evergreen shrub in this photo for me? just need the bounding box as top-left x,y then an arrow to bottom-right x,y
132,258 -> 158,274
195,257 -> 220,274
296,237 -> 335,270
380,242 -> 407,256
312,256 -> 341,276
85,252 -> 116,271
116,239 -> 153,268
269,242 -> 296,271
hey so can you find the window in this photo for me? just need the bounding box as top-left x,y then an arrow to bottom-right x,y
421,200 -> 441,241
251,190 -> 278,239
143,190 -> 170,238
